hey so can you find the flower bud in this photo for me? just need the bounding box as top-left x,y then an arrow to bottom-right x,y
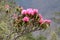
22,16 -> 29,22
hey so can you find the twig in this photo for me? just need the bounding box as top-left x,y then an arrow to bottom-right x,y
14,27 -> 42,40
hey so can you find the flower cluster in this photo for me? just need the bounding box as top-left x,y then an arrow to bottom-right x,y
21,8 -> 38,15
13,8 -> 51,31
39,17 -> 51,25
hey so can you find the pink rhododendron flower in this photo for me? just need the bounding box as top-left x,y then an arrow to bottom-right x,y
44,20 -> 51,24
27,8 -> 34,15
33,9 -> 38,14
39,18 -> 44,24
22,16 -> 29,22
13,14 -> 17,19
28,10 -> 34,15
5,4 -> 10,9
21,10 -> 27,15
27,8 -> 38,15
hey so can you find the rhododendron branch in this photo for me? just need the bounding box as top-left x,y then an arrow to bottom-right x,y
14,27 -> 42,40
12,8 -> 51,40
7,24 -> 42,40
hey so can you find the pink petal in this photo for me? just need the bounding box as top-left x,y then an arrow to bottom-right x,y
39,18 -> 44,24
5,4 -> 10,8
33,9 -> 38,14
22,16 -> 29,22
44,20 -> 51,23
21,10 -> 27,15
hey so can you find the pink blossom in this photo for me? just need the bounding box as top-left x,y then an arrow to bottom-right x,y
27,8 -> 34,15
44,20 -> 51,24
13,14 -> 17,19
5,4 -> 10,9
39,18 -> 44,24
28,10 -> 34,15
22,16 -> 29,22
27,8 -> 38,15
21,10 -> 27,15
33,9 -> 38,14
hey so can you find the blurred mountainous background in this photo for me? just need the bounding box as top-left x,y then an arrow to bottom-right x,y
0,0 -> 60,40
